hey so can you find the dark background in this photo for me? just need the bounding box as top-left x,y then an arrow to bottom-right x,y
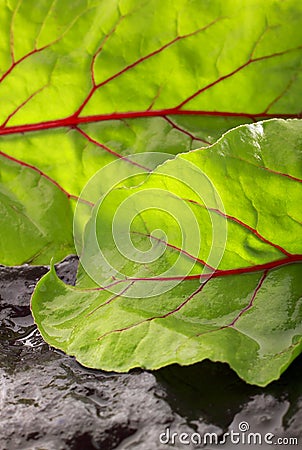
1,256 -> 301,449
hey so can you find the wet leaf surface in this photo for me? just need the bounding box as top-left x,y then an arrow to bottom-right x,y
1,257 -> 302,449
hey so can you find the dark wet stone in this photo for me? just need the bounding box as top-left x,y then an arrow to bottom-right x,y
1,256 -> 302,449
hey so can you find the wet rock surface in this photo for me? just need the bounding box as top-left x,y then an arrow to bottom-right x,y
0,256 -> 301,449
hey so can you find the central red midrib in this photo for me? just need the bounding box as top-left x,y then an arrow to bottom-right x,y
1,17 -> 301,137
2,149 -> 300,277
88,254 -> 302,293
94,256 -> 299,341
0,109 -> 299,136
95,256 -> 296,341
128,254 -> 302,281
94,252 -> 301,341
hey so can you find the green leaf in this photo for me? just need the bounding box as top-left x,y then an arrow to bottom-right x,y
0,152 -> 74,264
1,0 -> 302,264
31,119 -> 302,386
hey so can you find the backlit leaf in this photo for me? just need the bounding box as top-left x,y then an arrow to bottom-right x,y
31,119 -> 302,386
1,0 -> 302,264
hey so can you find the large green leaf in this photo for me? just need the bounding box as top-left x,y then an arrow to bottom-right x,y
1,0 -> 302,264
31,119 -> 302,386
0,152 -> 74,264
